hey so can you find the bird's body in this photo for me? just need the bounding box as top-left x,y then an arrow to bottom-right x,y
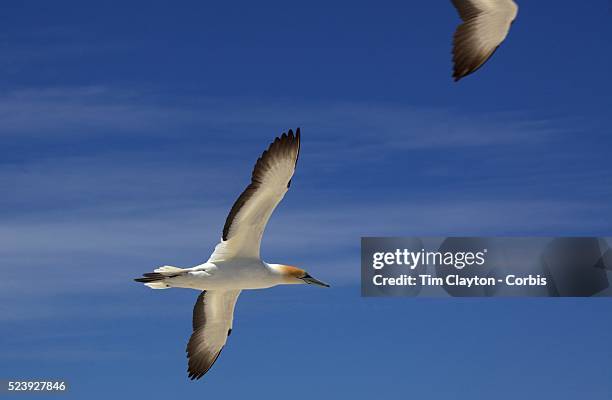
450,0 -> 519,81
147,260 -> 293,291
135,129 -> 329,380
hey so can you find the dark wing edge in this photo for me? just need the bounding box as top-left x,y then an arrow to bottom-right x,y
451,0 -> 488,81
450,0 -> 517,81
450,0 -> 482,21
186,290 -> 240,380
452,21 -> 500,81
221,128 -> 300,241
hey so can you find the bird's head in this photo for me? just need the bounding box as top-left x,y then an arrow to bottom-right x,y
271,264 -> 330,287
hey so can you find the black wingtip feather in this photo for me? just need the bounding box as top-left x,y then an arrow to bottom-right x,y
187,348 -> 224,380
134,272 -> 166,283
134,272 -> 172,283
221,128 -> 301,241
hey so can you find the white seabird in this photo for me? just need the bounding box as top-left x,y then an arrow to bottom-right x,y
450,0 -> 519,81
135,128 -> 329,380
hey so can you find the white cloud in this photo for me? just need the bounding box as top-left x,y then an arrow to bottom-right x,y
1,85 -> 605,318
0,86 -> 560,148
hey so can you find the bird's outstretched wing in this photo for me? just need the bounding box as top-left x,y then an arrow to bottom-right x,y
208,129 -> 300,262
450,0 -> 518,81
187,290 -> 241,380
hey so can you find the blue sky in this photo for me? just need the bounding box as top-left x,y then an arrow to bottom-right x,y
1,1 -> 612,398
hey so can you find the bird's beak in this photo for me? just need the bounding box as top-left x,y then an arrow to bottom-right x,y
301,273 -> 330,288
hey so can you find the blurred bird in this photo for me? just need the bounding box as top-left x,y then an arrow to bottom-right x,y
135,128 -> 329,380
450,0 -> 519,81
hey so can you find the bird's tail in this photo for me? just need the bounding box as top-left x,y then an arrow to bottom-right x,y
134,266 -> 185,289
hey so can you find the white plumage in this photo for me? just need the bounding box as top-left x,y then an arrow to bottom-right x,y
135,128 -> 329,380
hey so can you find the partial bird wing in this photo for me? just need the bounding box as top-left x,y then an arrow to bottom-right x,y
451,0 -> 518,81
208,129 -> 300,262
187,290 -> 241,380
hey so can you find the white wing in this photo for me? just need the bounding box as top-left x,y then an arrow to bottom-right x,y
451,0 -> 518,81
187,290 -> 241,380
207,129 -> 300,262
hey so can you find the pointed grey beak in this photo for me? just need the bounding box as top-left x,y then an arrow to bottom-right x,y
301,273 -> 330,288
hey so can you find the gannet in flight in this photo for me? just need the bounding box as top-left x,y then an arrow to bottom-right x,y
450,0 -> 519,81
135,128 -> 329,380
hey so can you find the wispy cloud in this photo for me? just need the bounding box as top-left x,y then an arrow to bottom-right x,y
2,85 -> 607,314
0,86 -> 559,146
0,87 -> 202,137
2,197 -> 610,299
0,85 -> 579,211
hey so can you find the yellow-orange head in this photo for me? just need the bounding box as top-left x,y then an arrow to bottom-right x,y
269,264 -> 330,287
